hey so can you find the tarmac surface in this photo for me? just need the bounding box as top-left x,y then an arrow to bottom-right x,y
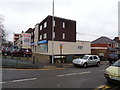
1,57 -> 110,69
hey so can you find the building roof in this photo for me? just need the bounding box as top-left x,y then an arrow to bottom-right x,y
25,28 -> 33,33
91,36 -> 115,44
46,15 -> 76,22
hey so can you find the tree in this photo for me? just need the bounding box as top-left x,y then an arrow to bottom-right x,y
0,15 -> 6,46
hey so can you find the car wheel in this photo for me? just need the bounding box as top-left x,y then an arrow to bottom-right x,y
96,62 -> 100,67
11,54 -> 14,56
83,63 -> 87,68
4,53 -> 7,56
23,54 -> 26,57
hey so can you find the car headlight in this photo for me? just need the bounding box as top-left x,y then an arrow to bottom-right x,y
104,70 -> 109,75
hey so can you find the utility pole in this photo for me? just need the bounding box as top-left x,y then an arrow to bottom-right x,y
52,0 -> 54,64
118,1 -> 120,59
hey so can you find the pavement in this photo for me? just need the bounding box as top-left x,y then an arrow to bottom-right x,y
1,57 -> 110,69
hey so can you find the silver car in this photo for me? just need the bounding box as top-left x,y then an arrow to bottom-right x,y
73,55 -> 100,68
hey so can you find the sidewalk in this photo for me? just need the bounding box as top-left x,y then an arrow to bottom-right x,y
1,57 -> 109,69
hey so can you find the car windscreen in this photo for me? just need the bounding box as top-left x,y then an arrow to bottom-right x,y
112,60 -> 120,67
109,53 -> 118,57
82,56 -> 89,60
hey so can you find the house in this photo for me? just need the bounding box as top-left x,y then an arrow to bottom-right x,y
91,36 -> 117,60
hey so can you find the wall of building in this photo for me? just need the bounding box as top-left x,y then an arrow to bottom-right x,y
38,15 -> 76,42
36,41 -> 91,55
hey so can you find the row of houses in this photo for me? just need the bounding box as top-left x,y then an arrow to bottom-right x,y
13,15 -> 120,63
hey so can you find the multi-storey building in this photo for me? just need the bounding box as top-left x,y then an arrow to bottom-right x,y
16,15 -> 91,63
14,31 -> 31,48
13,33 -> 20,46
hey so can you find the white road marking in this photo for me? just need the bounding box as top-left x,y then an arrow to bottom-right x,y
78,71 -> 91,74
9,78 -> 37,83
66,73 -> 77,76
57,75 -> 65,77
57,71 -> 91,77
1,78 -> 37,84
0,81 -> 7,84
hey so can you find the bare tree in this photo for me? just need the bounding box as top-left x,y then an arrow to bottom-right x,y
0,15 -> 6,47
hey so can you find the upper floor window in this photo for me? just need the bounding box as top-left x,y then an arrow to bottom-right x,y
44,22 -> 47,28
63,22 -> 65,28
44,33 -> 47,39
40,35 -> 42,40
53,32 -> 55,39
63,33 -> 65,39
53,20 -> 55,27
40,25 -> 42,30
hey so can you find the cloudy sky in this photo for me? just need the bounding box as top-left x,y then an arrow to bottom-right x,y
0,0 -> 119,41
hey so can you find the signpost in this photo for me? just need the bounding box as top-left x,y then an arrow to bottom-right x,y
60,43 -> 63,67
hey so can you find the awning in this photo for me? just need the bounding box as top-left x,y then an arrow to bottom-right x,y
37,40 -> 48,44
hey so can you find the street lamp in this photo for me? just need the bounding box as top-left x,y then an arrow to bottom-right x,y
52,0 -> 54,64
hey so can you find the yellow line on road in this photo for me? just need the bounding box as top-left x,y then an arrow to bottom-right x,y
0,68 -> 66,70
95,85 -> 111,90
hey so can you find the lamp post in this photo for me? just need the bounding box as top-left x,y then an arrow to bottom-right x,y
52,0 -> 54,64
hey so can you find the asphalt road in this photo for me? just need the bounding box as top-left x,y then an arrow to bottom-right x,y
1,64 -> 120,89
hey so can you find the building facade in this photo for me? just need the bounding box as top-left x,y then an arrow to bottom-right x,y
14,31 -> 31,48
91,36 -> 117,60
15,15 -> 91,63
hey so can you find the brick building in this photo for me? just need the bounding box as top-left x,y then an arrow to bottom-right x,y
91,36 -> 118,60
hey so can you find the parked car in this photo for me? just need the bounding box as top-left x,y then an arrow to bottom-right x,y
2,47 -> 12,56
72,55 -> 100,68
11,48 -> 32,57
108,53 -> 119,64
104,59 -> 120,83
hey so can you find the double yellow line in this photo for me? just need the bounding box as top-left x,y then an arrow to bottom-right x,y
95,85 -> 111,90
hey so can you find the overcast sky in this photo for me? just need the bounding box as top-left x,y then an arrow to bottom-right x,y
0,0 -> 119,42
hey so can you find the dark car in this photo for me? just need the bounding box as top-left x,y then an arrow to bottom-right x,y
108,53 -> 119,64
11,48 -> 32,57
2,47 -> 12,56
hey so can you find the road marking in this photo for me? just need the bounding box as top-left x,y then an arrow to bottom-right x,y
95,85 -> 111,90
57,75 -> 65,77
78,71 -> 91,74
1,78 -> 37,84
0,81 -> 7,84
57,71 -> 90,77
9,78 -> 37,83
66,73 -> 77,76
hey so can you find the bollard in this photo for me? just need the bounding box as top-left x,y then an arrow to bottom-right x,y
19,55 -> 21,60
11,55 -> 13,59
27,55 -> 29,60
33,55 -> 35,64
4,55 -> 6,58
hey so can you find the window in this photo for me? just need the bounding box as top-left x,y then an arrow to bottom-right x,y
63,22 -> 65,28
40,35 -> 42,40
63,33 -> 65,39
44,33 -> 47,39
93,56 -> 98,59
78,46 -> 83,49
89,56 -> 93,60
40,25 -> 42,30
53,20 -> 55,27
53,32 -> 55,39
44,22 -> 47,28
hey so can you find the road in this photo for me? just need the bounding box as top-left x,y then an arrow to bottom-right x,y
1,64 -> 120,89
